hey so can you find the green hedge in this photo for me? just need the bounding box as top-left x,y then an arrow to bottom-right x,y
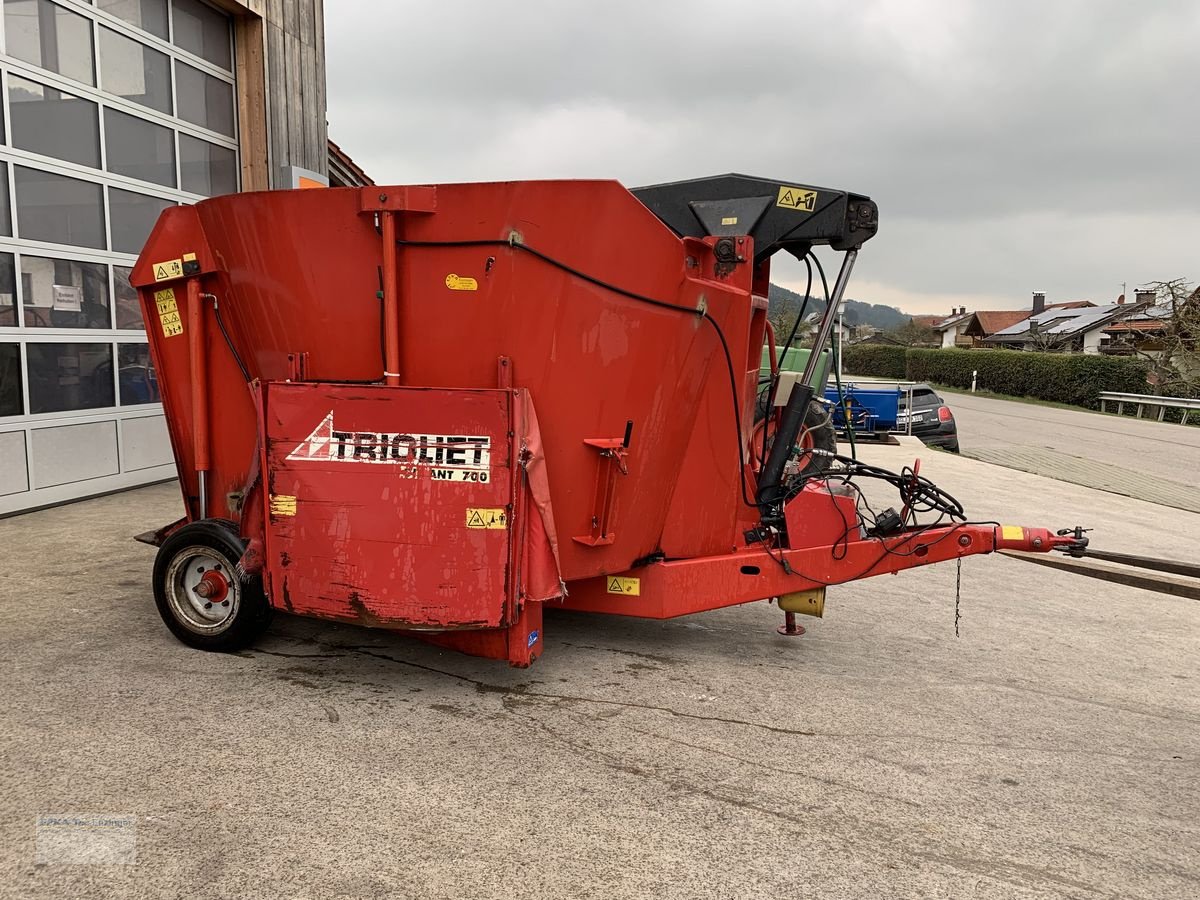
905,348 -> 1150,409
842,344 -> 1152,409
840,344 -> 907,379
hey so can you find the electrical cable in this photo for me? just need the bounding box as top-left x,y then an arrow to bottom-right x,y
759,255 -> 814,468
394,237 -> 701,317
747,448 -> 995,586
210,292 -> 379,387
208,294 -> 252,383
812,252 -> 858,461
394,236 -> 761,509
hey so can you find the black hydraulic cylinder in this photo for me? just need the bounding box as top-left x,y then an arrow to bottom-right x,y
756,382 -> 814,509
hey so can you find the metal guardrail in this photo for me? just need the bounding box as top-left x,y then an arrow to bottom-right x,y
1099,391 -> 1200,425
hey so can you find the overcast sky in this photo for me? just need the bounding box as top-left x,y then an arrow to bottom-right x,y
325,1 -> 1198,315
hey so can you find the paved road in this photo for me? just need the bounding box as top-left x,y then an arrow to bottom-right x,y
943,389 -> 1200,513
2,449 -> 1198,899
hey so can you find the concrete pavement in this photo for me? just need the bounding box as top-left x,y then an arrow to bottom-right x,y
943,389 -> 1200,513
1,444 -> 1198,899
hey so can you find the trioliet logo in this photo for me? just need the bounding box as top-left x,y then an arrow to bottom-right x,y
286,412 -> 491,482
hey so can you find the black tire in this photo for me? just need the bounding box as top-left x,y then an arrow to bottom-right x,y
755,391 -> 837,478
795,399 -> 837,477
153,518 -> 272,652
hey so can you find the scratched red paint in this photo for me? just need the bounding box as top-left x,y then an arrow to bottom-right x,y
263,383 -> 519,629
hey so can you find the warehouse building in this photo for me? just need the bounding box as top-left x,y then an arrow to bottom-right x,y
0,0 -> 338,515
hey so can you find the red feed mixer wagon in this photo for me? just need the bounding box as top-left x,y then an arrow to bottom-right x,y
131,175 -> 1087,666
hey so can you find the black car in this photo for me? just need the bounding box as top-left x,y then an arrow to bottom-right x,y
896,383 -> 959,452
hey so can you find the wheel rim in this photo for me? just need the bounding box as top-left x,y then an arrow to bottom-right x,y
164,546 -> 240,634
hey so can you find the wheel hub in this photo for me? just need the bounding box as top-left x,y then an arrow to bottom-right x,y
166,548 -> 241,631
194,570 -> 230,604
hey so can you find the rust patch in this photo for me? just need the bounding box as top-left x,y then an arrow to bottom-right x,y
346,592 -> 384,627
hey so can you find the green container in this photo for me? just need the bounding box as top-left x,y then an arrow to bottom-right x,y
760,346 -> 833,391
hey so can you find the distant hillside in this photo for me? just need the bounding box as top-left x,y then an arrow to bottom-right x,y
767,283 -> 912,331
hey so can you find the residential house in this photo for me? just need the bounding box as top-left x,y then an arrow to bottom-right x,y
1103,289 -> 1195,358
985,292 -> 1143,353
902,315 -> 941,347
800,310 -> 851,345
934,307 -> 974,348
934,308 -> 1033,348
847,323 -> 880,344
933,296 -> 1095,349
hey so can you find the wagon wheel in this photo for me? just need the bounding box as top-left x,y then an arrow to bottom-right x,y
755,395 -> 836,479
152,519 -> 272,652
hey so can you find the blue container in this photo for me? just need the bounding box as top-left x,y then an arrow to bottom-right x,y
823,384 -> 901,432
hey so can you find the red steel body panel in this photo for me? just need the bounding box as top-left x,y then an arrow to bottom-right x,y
133,182 -> 756,579
261,383 -> 519,630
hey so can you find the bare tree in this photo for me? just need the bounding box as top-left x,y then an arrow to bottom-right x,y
1108,278 -> 1199,394
1025,317 -> 1062,352
886,318 -> 938,347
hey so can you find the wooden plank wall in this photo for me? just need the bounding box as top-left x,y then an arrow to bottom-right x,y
262,0 -> 327,186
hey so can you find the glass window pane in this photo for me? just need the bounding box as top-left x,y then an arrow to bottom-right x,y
99,26 -> 172,114
0,342 -> 21,416
96,0 -> 168,39
109,188 -> 172,254
118,342 -> 158,404
172,0 -> 230,69
26,342 -> 114,413
104,108 -> 175,187
113,265 -> 143,330
8,74 -> 101,169
0,167 -> 10,237
14,166 -> 106,249
20,256 -> 111,329
3,0 -> 95,86
0,253 -> 16,327
175,61 -> 233,136
178,133 -> 235,196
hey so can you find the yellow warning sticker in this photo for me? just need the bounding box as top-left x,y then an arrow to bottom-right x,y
776,185 -> 818,212
182,252 -> 197,262
152,258 -> 184,282
1000,525 -> 1024,542
270,494 -> 297,517
720,216 -> 738,226
606,576 -> 640,596
466,507 -> 507,529
445,274 -> 479,291
154,288 -> 183,337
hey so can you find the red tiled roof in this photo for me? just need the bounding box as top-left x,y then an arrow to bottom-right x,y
327,139 -> 374,186
1104,320 -> 1166,333
973,310 -> 1030,334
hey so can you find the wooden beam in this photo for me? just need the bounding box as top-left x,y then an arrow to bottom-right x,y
999,550 -> 1200,601
234,14 -> 270,192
